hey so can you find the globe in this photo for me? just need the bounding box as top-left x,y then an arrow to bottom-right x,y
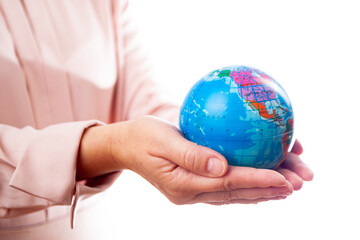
179,65 -> 295,169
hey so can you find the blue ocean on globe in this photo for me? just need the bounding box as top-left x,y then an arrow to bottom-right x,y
179,65 -> 294,169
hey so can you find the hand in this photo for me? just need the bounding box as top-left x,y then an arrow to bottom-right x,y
107,116 -> 293,205
277,139 -> 314,190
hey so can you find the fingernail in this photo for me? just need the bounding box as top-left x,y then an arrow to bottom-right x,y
207,158 -> 225,176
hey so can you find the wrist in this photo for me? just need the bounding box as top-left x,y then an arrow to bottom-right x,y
108,121 -> 133,171
76,124 -> 121,180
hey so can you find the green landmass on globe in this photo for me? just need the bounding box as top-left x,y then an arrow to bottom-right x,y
179,65 -> 294,169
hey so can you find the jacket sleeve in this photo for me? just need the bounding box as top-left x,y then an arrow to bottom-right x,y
111,0 -> 180,125
0,120 -> 115,219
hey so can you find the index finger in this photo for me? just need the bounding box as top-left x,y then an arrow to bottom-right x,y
185,166 -> 288,193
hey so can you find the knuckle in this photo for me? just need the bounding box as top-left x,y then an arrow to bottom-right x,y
220,200 -> 231,205
222,178 -> 234,191
268,188 -> 281,197
222,190 -> 235,202
182,146 -> 200,171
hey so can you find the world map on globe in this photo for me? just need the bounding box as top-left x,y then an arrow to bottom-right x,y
179,65 -> 294,169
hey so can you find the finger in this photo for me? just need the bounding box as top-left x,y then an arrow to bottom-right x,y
184,166 -> 288,193
277,167 -> 303,191
193,181 -> 293,203
160,128 -> 228,177
291,139 -> 303,155
206,196 -> 288,205
281,152 -> 314,181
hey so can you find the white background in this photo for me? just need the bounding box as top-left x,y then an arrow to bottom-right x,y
98,1 -> 360,239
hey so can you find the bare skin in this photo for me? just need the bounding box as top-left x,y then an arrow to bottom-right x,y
77,116 -> 313,205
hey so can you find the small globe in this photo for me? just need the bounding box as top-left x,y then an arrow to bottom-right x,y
179,65 -> 294,169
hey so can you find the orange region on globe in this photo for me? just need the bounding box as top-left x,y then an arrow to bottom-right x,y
247,100 -> 275,119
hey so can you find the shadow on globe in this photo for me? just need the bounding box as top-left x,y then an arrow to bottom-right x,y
179,65 -> 294,169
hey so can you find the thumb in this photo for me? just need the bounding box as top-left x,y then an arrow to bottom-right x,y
163,131 -> 228,177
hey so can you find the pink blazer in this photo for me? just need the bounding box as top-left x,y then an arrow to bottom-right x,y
0,0 -> 178,228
